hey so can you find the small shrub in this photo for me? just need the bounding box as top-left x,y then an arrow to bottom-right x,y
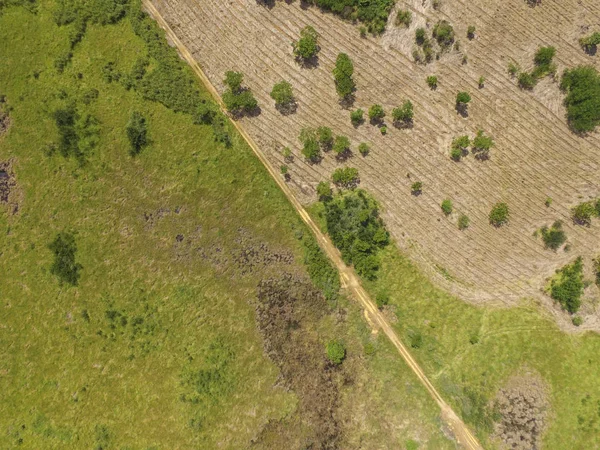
395,10 -> 411,27
331,167 -> 359,188
317,126 -> 333,148
433,20 -> 454,48
358,142 -> 370,156
450,147 -> 463,161
467,25 -> 476,40
534,46 -> 556,68
550,257 -> 584,313
571,201 -> 596,225
432,0 -> 441,9
508,62 -> 519,77
469,334 -> 480,345
282,146 -> 293,162
456,91 -> 471,106
409,331 -> 423,349
572,316 -> 583,327
518,72 -> 536,90
411,181 -> 422,195
579,32 -> 600,53
350,108 -> 364,126
375,292 -> 389,309
489,202 -> 509,227
49,232 -> 82,286
540,220 -> 566,250
280,165 -> 289,177
126,111 -> 148,156
298,128 -> 321,162
472,129 -> 494,160
450,134 -> 470,161
270,80 -> 294,108
332,135 -> 350,156
380,125 -> 387,135
392,101 -> 413,125
441,199 -> 453,216
368,104 -> 385,122
359,26 -> 367,38
224,71 -> 243,92
426,75 -> 438,89
478,76 -> 485,88
458,214 -> 470,230
333,53 -> 355,99
545,197 -> 552,207
326,341 -> 346,365
415,28 -> 426,45
316,181 -> 333,202
292,26 -> 319,61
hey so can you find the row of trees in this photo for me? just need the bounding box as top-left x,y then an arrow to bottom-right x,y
449,130 -> 494,161
516,46 -> 557,90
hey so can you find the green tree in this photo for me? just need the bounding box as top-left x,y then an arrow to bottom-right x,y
292,26 -> 319,61
518,72 -> 536,90
571,201 -> 596,225
540,221 -> 566,250
433,20 -> 454,48
456,91 -> 471,106
331,167 -> 359,188
471,130 -> 494,160
560,66 -> 600,133
224,71 -> 243,92
222,71 -> 258,115
450,134 -> 470,161
316,181 -> 333,202
441,199 -> 453,216
317,126 -> 333,148
392,101 -> 413,125
580,32 -> 600,53
489,202 -> 509,227
298,128 -> 321,162
426,75 -> 438,89
48,232 -> 82,286
270,80 -> 294,108
126,111 -> 148,156
333,53 -> 355,99
333,135 -> 350,155
375,292 -> 389,309
358,142 -> 369,156
368,104 -> 385,122
395,10 -> 411,27
326,341 -> 346,365
550,257 -> 584,313
458,214 -> 470,230
350,108 -> 364,126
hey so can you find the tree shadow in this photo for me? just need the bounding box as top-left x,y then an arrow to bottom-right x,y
393,119 -> 413,130
456,104 -> 469,118
339,94 -> 355,109
275,101 -> 298,116
335,149 -> 353,161
296,54 -> 320,69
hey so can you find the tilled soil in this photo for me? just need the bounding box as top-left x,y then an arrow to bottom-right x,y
152,0 -> 600,315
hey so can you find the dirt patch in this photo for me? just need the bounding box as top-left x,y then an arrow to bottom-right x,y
251,274 -> 341,449
492,371 -> 550,450
0,160 -> 18,213
0,95 -> 10,137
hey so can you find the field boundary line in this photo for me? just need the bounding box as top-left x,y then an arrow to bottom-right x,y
142,2 -> 483,448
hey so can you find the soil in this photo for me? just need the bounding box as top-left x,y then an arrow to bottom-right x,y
0,160 -> 17,209
492,371 -> 550,450
251,274 -> 341,449
152,0 -> 600,321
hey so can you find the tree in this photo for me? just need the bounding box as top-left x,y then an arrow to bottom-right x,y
331,167 -> 359,188
540,221 -> 566,250
350,108 -> 364,126
411,181 -> 422,195
580,32 -> 600,53
518,72 -> 536,90
270,80 -> 294,108
332,135 -> 350,156
550,257 -> 584,314
534,46 -> 556,68
426,75 -> 438,89
222,71 -> 258,115
560,66 -> 600,133
376,292 -> 389,309
368,104 -> 385,122
450,134 -> 470,161
433,20 -> 455,48
358,142 -> 369,156
224,71 -> 244,92
489,202 -> 509,227
458,214 -> 470,230
571,201 -> 595,225
49,232 -> 82,286
441,199 -> 453,216
456,91 -> 471,106
333,53 -> 355,99
316,181 -> 333,202
472,129 -> 494,160
395,10 -> 411,27
292,26 -> 319,61
326,341 -> 346,365
298,128 -> 321,162
392,101 -> 413,125
415,28 -> 426,45
126,111 -> 148,155
467,25 -> 476,40
317,126 -> 333,148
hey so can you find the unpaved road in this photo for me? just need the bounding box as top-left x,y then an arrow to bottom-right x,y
142,1 -> 483,448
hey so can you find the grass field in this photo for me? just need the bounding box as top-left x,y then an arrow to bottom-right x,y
309,199 -> 600,449
0,2 -> 457,449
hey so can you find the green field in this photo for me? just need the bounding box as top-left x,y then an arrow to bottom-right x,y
0,2 -> 456,449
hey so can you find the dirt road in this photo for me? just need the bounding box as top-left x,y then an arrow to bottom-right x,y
142,1 -> 483,448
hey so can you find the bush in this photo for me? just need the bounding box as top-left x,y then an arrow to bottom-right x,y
368,104 -> 385,122
571,201 -> 596,225
550,257 -> 584,313
426,75 -> 438,89
303,236 -> 340,301
489,202 -> 509,227
350,108 -> 364,126
193,101 -> 216,125
316,181 -> 333,202
433,20 -> 454,48
298,128 -> 321,162
282,146 -> 292,162
450,134 -> 470,161
458,214 -> 470,230
472,129 -> 494,159
375,292 -> 389,309
392,100 -> 413,125
540,220 -> 566,250
534,46 -> 556,69
409,331 -> 423,349
317,126 -> 333,148
467,25 -> 476,40
222,71 -> 258,115
395,9 -> 411,27
411,181 -> 422,195
456,91 -> 471,106
518,72 -> 536,90
560,66 -> 600,133
415,28 -> 426,45
380,125 -> 387,135
292,25 -> 319,61
508,62 -> 519,77
53,104 -> 99,161
441,199 -> 453,216
580,32 -> 600,53
324,189 -> 389,279
478,76 -> 485,88
358,142 -> 369,156
572,316 -> 583,327
331,167 -> 359,188
326,341 -> 346,365
270,80 -> 294,108
332,135 -> 350,155
450,147 -> 463,161
126,111 -> 148,156
333,53 -> 355,99
49,232 -> 82,286
54,51 -> 73,73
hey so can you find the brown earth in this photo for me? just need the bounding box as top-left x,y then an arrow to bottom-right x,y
152,0 -> 600,327
492,371 -> 549,450
0,160 -> 18,213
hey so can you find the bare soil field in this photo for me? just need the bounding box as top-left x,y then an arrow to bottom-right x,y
152,0 -> 600,322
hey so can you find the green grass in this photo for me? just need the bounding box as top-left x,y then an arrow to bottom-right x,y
0,3 -> 456,448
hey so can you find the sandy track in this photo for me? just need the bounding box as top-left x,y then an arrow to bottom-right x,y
141,2 -> 485,447
150,0 -> 600,327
